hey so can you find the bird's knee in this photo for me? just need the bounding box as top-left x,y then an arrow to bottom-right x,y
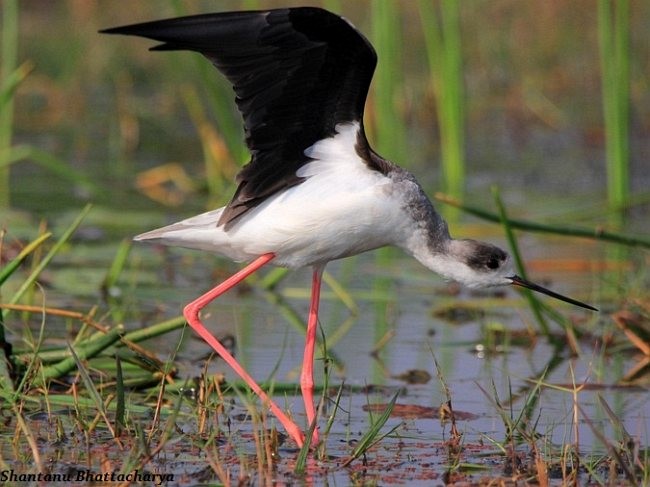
183,303 -> 199,322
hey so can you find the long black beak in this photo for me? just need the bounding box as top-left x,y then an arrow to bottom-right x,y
508,275 -> 598,311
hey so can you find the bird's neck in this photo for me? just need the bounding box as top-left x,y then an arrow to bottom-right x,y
405,232 -> 453,277
398,210 -> 455,274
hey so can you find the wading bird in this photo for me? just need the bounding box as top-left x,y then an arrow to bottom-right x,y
102,7 -> 597,448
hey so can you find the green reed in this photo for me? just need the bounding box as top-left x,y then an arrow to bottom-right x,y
435,192 -> 650,249
1,1 -> 93,206
419,0 -> 465,219
492,187 -> 549,336
0,0 -> 19,208
371,0 -> 407,162
598,0 -> 630,226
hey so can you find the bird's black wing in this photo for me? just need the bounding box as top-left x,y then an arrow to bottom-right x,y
101,7 -> 378,227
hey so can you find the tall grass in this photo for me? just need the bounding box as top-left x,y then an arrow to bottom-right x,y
370,1 -> 407,162
418,0 -> 465,219
0,0 -> 19,208
0,2 -> 94,206
598,0 -> 630,226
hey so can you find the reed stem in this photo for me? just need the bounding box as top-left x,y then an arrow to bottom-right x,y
435,192 -> 649,248
597,0 -> 630,226
419,0 -> 465,219
0,0 -> 19,208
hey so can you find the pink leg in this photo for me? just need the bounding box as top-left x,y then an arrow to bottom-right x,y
300,265 -> 324,445
183,253 -> 305,447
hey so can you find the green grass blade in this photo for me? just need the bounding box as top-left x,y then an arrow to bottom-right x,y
115,354 -> 125,434
37,324 -> 124,383
0,232 -> 51,286
491,187 -> 588,340
434,192 -> 650,248
440,0 -> 465,200
102,238 -> 132,323
65,340 -> 117,438
0,0 -> 18,208
492,187 -> 549,336
322,382 -> 344,441
322,271 -> 358,314
3,204 -> 92,319
121,315 -> 186,344
419,0 -> 465,220
0,61 -> 33,111
294,419 -> 317,475
0,313 -> 13,395
257,267 -> 289,290
0,144 -> 30,169
598,0 -> 630,226
371,0 -> 406,161
18,388 -> 152,414
342,391 -> 400,467
103,238 -> 131,290
8,299 -> 49,401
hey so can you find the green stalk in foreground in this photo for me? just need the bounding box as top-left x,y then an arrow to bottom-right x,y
37,325 -> 124,384
492,187 -> 549,336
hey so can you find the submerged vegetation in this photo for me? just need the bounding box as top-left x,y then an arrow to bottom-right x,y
1,1 -> 649,484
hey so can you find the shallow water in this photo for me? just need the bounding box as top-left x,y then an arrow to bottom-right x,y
104,232 -> 647,483
180,253 -> 638,428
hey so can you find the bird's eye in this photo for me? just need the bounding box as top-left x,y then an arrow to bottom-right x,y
486,257 -> 500,270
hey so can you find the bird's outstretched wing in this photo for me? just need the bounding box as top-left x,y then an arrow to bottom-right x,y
102,7 -> 379,227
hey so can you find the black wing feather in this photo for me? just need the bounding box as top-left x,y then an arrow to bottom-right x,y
101,7 -> 378,227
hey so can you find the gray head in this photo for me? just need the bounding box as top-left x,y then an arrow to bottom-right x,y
424,239 -> 597,311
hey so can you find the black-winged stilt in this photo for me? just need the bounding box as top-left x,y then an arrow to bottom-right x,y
102,7 -> 597,448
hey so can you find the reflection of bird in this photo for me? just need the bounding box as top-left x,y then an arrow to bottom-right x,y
103,7 -> 597,448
